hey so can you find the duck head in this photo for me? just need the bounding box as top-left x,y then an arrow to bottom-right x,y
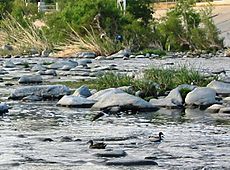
87,140 -> 93,145
159,132 -> 164,139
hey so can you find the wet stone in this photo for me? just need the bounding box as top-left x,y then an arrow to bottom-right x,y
40,138 -> 54,142
105,159 -> 158,166
94,149 -> 127,158
18,75 -> 42,84
60,136 -> 73,142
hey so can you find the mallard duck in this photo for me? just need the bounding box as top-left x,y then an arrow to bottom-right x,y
149,132 -> 164,143
87,140 -> 107,149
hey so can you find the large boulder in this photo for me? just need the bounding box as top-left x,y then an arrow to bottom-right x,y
18,75 -> 42,84
207,80 -> 230,96
91,90 -> 158,112
88,88 -> 124,101
9,85 -> 71,100
185,87 -> 217,106
57,95 -> 95,107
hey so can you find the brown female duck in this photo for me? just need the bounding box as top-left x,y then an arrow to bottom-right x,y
87,140 -> 107,149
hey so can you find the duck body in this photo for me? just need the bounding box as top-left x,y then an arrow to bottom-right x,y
149,132 -> 164,143
87,140 -> 107,149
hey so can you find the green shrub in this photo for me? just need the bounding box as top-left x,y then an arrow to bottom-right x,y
45,0 -> 156,52
156,0 -> 223,51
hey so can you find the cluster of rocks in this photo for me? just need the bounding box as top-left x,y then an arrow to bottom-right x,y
0,49 -> 230,116
5,79 -> 230,116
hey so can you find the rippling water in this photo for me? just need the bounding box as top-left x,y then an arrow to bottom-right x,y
0,102 -> 229,170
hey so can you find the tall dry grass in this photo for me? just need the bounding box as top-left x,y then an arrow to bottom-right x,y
56,26 -> 123,57
0,14 -> 51,53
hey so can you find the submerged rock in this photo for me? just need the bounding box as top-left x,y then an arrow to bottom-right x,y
105,159 -> 158,166
9,85 -> 71,100
206,104 -> 224,113
94,149 -> 127,158
57,95 -> 95,107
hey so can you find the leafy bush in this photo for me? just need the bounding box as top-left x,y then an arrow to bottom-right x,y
156,0 -> 223,51
45,0 -> 156,53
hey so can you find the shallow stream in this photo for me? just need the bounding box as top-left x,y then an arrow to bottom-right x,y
0,102 -> 229,170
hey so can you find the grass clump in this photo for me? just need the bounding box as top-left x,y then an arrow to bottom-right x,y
0,14 -> 51,54
144,66 -> 214,94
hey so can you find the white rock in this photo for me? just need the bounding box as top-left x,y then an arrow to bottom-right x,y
57,95 -> 95,107
207,80 -> 230,95
185,87 -> 217,106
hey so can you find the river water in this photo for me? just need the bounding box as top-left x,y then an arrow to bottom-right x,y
0,102 -> 229,170
0,56 -> 230,169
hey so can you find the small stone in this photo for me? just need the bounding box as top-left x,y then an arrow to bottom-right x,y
219,107 -> 230,113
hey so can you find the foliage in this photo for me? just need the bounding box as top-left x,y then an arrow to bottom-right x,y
156,0 -> 223,51
45,0 -> 156,53
144,65 -> 214,94
179,88 -> 192,102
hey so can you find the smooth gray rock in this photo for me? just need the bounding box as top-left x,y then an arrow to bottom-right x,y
207,80 -> 230,96
60,65 -> 73,71
38,70 -> 57,76
150,98 -> 182,109
73,85 -> 92,98
91,91 -> 158,112
0,103 -> 8,114
94,149 -> 127,158
77,59 -> 92,66
22,95 -> 43,102
77,52 -> 96,58
9,85 -> 71,100
88,88 -> 125,101
32,64 -> 46,71
185,87 -> 217,106
149,85 -> 195,109
18,75 -> 42,84
3,60 -> 15,68
206,104 -> 224,113
223,97 -> 230,103
106,159 -> 158,166
48,60 -> 78,69
57,95 -> 95,107
219,107 -> 230,113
